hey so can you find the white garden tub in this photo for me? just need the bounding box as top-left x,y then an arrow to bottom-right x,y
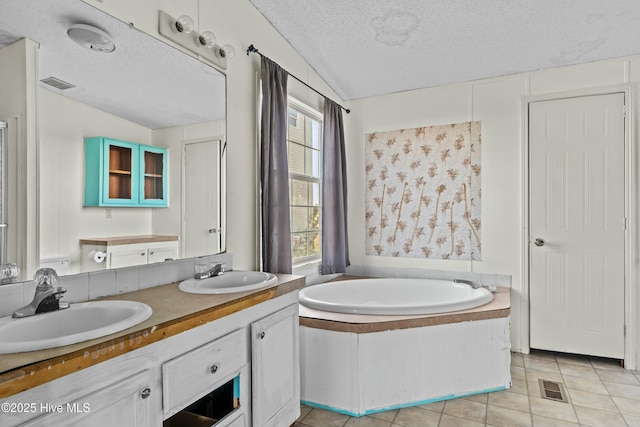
298,277 -> 510,417
298,278 -> 493,315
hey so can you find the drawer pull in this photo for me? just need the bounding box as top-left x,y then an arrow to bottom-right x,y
141,387 -> 151,399
260,332 -> 265,340
210,364 -> 219,374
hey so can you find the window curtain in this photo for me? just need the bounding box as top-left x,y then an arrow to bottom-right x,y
321,99 -> 350,274
260,56 -> 292,274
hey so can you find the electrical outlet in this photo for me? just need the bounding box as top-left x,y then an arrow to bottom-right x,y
105,208 -> 112,219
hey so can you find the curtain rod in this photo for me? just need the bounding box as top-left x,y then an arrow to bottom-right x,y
247,44 -> 350,114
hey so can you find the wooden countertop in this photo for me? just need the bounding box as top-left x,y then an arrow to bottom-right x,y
79,234 -> 179,246
0,273 -> 304,398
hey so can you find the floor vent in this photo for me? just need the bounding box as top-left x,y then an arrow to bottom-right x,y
538,379 -> 568,403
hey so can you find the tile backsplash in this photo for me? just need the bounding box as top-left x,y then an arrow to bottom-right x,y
0,252 -> 233,317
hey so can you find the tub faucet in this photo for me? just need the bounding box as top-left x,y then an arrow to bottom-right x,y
194,263 -> 225,280
12,268 -> 69,318
453,278 -> 481,289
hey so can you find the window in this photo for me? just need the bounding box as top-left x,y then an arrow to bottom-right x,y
287,108 -> 298,127
287,100 -> 322,264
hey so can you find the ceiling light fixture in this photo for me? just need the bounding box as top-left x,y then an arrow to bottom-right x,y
158,11 -> 234,70
67,23 -> 115,53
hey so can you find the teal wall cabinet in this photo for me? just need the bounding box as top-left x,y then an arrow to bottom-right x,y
84,137 -> 168,207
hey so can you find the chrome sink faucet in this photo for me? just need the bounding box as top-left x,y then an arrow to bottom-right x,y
12,268 -> 69,318
194,263 -> 225,280
453,278 -> 481,289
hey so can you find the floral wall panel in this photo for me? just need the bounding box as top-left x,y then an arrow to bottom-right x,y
365,121 -> 481,260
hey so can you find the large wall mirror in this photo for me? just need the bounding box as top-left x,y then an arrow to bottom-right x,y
0,0 -> 226,278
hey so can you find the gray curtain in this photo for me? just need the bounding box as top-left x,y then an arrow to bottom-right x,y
321,99 -> 350,274
260,56 -> 292,274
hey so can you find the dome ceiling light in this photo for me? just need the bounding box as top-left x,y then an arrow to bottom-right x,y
67,23 -> 115,53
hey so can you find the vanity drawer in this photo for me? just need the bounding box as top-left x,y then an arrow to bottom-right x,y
162,329 -> 247,416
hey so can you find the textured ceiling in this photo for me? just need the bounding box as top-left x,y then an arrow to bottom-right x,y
249,0 -> 640,100
0,0 -> 225,129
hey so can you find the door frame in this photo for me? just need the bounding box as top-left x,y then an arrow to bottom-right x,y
521,84 -> 636,369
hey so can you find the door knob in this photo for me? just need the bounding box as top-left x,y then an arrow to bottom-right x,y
534,238 -> 545,247
209,227 -> 221,234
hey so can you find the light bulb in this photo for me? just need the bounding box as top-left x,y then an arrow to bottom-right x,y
219,44 -> 236,59
198,31 -> 216,48
174,15 -> 194,34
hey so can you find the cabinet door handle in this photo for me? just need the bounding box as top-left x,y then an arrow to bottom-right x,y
260,331 -> 266,340
149,251 -> 155,255
140,387 -> 151,399
141,253 -> 146,256
210,364 -> 219,374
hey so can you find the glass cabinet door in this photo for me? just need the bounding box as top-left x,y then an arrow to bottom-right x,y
104,139 -> 139,205
139,145 -> 168,206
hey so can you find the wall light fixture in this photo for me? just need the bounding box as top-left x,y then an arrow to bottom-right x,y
198,31 -> 217,48
158,11 -> 233,70
218,44 -> 235,59
173,15 -> 195,34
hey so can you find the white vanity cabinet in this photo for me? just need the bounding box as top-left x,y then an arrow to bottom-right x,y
80,235 -> 179,272
2,360 -> 158,427
21,370 -> 154,427
251,304 -> 300,427
1,288 -> 301,427
107,242 -> 178,269
160,302 -> 300,427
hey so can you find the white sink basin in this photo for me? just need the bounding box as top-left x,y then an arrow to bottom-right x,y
0,300 -> 152,354
179,270 -> 277,294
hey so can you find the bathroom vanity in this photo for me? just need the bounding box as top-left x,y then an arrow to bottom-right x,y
0,274 -> 303,427
79,235 -> 179,271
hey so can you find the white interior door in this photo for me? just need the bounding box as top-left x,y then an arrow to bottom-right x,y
184,140 -> 221,258
529,93 -> 625,359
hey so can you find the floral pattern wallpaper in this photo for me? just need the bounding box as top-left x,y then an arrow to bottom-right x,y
365,121 -> 481,260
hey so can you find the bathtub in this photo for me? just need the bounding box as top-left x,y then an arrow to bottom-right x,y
298,278 -> 494,315
298,276 -> 511,417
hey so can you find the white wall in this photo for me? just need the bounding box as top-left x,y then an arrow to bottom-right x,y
346,57 -> 640,360
39,89 -> 154,274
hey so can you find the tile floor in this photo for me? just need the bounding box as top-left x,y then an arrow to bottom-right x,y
295,351 -> 640,427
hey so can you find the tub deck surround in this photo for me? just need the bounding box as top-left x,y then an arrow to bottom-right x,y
0,273 -> 304,398
299,275 -> 511,417
300,286 -> 510,333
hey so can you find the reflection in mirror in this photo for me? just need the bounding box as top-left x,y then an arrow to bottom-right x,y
0,0 -> 226,278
